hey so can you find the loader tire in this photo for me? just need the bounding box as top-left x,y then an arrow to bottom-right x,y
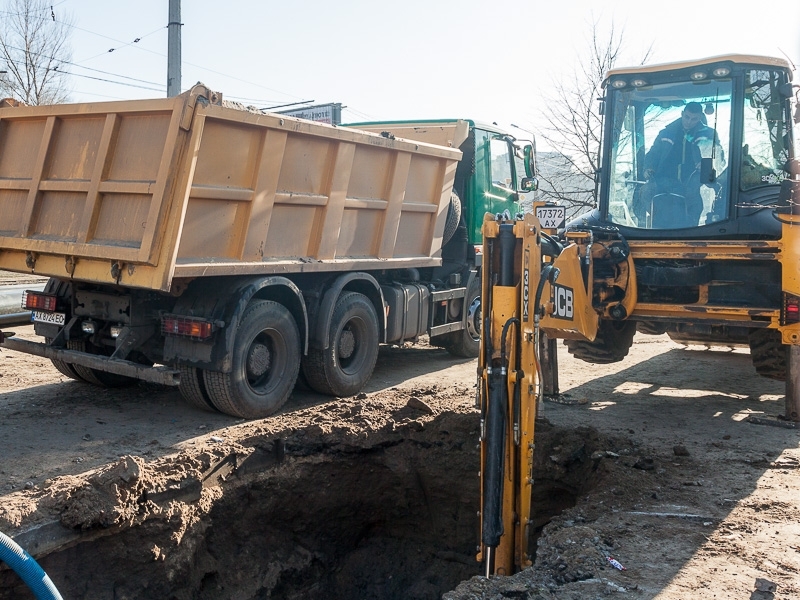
748,328 -> 786,381
302,292 -> 379,397
203,300 -> 300,419
636,321 -> 668,336
564,320 -> 637,364
179,365 -> 217,412
437,275 -> 481,358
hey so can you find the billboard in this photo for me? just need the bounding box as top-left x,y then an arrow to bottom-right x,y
276,103 -> 342,125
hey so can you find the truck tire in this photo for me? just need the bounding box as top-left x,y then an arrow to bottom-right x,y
66,340 -> 138,387
302,292 -> 379,397
748,328 -> 787,381
438,276 -> 481,358
203,300 -> 300,419
564,320 -> 637,364
179,365 -> 217,411
442,190 -> 462,245
42,279 -> 84,381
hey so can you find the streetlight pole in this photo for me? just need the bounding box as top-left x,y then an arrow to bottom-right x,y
167,0 -> 181,97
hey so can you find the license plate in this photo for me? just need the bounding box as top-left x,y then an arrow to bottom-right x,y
32,311 -> 65,326
536,205 -> 566,229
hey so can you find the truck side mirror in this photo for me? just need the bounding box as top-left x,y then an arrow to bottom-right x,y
700,157 -> 716,184
520,177 -> 538,192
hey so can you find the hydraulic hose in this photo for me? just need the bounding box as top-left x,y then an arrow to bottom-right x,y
0,531 -> 63,600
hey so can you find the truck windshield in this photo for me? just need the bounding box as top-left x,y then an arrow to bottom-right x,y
605,80 -> 732,230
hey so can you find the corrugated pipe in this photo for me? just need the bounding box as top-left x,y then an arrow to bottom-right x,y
0,531 -> 63,599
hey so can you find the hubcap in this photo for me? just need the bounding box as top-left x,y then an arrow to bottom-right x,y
338,327 -> 356,360
246,342 -> 270,378
466,297 -> 481,341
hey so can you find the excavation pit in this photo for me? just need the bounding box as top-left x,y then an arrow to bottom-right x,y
0,395 -> 607,600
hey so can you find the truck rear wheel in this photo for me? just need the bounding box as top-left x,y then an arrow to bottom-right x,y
179,365 -> 217,412
748,328 -> 786,381
66,339 -> 138,387
438,276 -> 481,358
302,292 -> 379,397
203,300 -> 300,419
44,338 -> 84,381
564,320 -> 637,364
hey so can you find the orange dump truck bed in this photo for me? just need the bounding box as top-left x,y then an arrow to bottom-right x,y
0,85 -> 461,291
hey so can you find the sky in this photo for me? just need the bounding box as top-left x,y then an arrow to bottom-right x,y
8,0 -> 800,139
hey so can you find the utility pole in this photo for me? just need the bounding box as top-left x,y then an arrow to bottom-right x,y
167,0 -> 181,97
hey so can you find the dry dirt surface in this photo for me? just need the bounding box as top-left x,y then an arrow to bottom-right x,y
0,317 -> 798,599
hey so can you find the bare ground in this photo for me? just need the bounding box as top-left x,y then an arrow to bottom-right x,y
0,316 -> 798,599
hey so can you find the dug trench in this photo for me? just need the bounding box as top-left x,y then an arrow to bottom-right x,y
0,390 -> 618,600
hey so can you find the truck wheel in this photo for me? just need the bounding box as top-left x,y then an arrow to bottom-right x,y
564,320 -> 637,364
442,190 -> 462,245
748,329 -> 786,381
203,300 -> 300,419
438,276 -> 481,358
302,292 -> 379,397
179,365 -> 217,412
44,337 -> 84,381
67,340 -> 138,387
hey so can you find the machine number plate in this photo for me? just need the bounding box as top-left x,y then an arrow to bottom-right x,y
536,205 -> 566,229
32,311 -> 65,326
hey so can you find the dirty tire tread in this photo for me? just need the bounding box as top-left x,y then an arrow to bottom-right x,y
442,190 -> 462,245
748,328 -> 786,381
66,340 -> 137,388
44,337 -> 85,381
438,275 -> 481,358
302,292 -> 379,397
564,320 -> 637,364
179,365 -> 217,412
203,300 -> 300,419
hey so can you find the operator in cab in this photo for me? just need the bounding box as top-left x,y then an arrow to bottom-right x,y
636,102 -> 720,227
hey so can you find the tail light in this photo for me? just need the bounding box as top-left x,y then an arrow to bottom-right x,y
783,292 -> 800,325
161,315 -> 214,340
23,291 -> 58,312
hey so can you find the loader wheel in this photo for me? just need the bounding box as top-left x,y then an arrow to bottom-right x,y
564,320 -> 637,364
302,292 -> 379,397
438,276 -> 481,358
67,339 -> 138,388
179,365 -> 217,412
203,300 -> 300,419
636,321 -> 668,336
748,328 -> 787,381
44,337 -> 84,381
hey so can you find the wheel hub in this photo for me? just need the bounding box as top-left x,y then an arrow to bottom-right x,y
247,342 -> 271,378
338,328 -> 356,359
466,297 -> 481,341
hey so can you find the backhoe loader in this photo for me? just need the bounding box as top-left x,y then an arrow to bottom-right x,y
477,54 -> 799,576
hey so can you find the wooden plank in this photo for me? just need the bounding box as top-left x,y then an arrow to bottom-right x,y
273,192 -> 329,206
19,116 -> 55,236
378,152 -> 412,258
241,128 -> 287,261
78,113 -> 118,244
314,141 -> 356,260
189,185 -> 254,202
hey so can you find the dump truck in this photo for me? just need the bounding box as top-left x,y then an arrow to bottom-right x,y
475,54 -> 799,576
0,85 -> 536,418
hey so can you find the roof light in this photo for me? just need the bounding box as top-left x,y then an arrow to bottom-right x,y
630,78 -> 647,88
610,80 -> 627,89
690,71 -> 708,81
712,67 -> 731,77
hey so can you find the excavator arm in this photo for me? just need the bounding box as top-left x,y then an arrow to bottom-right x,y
477,209 -> 636,575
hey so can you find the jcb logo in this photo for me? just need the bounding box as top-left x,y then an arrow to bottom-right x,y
552,284 -> 573,320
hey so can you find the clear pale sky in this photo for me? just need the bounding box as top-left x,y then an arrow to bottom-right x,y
33,0 -> 800,135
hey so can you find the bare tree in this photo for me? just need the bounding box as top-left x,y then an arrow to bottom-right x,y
0,0 -> 72,105
537,19 -> 652,218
